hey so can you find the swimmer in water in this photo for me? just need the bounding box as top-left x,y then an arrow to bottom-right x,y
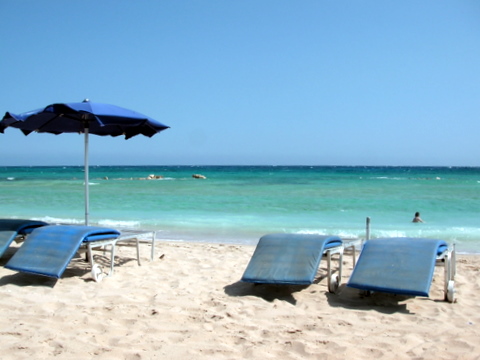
412,212 -> 424,223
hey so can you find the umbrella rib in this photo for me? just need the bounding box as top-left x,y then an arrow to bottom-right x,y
35,114 -> 63,132
36,113 -> 89,133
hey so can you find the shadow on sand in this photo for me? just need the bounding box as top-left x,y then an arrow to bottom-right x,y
224,280 -> 310,306
224,272 -> 416,314
0,248 -> 138,287
224,271 -> 335,306
325,284 -> 415,314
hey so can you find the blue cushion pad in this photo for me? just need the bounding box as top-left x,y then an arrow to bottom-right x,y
347,237 -> 448,297
0,219 -> 48,233
0,219 -> 49,257
241,233 -> 343,285
5,225 -> 120,278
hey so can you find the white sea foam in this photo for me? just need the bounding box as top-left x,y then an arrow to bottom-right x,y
98,219 -> 142,229
372,176 -> 406,180
33,216 -> 85,225
32,216 -> 143,230
296,229 -> 363,240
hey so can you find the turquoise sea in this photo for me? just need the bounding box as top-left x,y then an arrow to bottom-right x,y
0,166 -> 479,253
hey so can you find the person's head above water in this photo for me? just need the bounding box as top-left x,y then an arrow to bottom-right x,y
413,212 -> 424,223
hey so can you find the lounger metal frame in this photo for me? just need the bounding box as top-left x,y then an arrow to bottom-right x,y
437,244 -> 456,302
324,245 -> 344,293
79,229 -> 156,282
84,238 -> 119,282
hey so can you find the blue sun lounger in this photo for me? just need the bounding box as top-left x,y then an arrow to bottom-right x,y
5,225 -> 120,282
0,219 -> 48,257
241,234 -> 344,293
347,237 -> 456,302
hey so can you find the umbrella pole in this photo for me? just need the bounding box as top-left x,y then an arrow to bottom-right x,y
84,126 -> 89,226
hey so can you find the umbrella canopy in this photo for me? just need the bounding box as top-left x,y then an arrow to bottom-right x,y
0,100 -> 169,138
0,99 -> 170,225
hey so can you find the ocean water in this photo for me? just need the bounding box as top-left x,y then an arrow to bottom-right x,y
0,166 -> 479,253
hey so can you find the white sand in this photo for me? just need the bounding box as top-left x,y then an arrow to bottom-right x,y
0,240 -> 479,359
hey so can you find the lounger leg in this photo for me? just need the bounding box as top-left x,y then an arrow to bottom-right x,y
344,242 -> 359,268
136,237 -> 141,266
88,244 -> 104,282
150,231 -> 156,261
327,250 -> 332,287
444,249 -> 455,303
101,241 -> 116,277
451,244 -> 456,280
87,245 -> 94,268
107,242 -> 116,277
338,250 -> 343,281
327,249 -> 343,293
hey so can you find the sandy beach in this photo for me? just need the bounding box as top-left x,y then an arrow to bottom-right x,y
0,239 -> 479,360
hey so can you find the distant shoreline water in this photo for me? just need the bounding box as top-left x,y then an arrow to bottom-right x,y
1,165 -> 479,253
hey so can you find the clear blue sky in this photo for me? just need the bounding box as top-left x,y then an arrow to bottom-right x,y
1,1 -> 479,166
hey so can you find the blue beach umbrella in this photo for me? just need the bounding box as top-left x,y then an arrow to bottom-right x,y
0,99 -> 170,225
